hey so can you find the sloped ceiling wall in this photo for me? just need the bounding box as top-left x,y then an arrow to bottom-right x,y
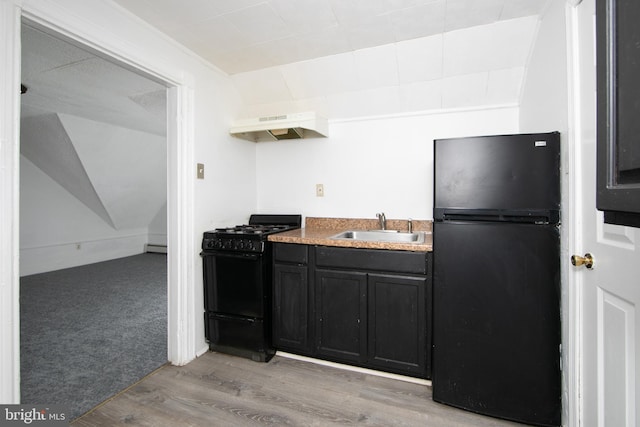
232,16 -> 539,119
21,24 -> 167,238
111,0 -> 549,76
59,113 -> 166,230
20,113 -> 116,228
20,113 -> 167,231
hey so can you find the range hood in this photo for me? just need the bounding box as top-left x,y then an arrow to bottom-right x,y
230,112 -> 328,142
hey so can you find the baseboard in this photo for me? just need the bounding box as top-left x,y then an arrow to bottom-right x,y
20,234 -> 147,276
196,345 -> 210,358
145,244 -> 167,254
275,351 -> 431,386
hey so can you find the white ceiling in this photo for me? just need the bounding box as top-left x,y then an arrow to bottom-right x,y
21,24 -> 167,136
20,1 -> 551,129
111,0 -> 550,75
19,0 -> 552,133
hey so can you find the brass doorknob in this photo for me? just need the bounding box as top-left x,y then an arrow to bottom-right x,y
571,253 -> 594,269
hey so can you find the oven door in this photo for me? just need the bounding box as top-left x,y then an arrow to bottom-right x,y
202,250 -> 266,318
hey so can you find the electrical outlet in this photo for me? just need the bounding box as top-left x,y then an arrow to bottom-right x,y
197,163 -> 204,179
316,183 -> 324,197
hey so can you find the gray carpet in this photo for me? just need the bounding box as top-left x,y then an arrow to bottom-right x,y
20,253 -> 168,420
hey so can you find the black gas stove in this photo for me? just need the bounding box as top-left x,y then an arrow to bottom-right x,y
201,214 -> 301,362
202,218 -> 299,253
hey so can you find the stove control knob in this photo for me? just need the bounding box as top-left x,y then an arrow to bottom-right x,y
246,241 -> 254,251
237,240 -> 244,250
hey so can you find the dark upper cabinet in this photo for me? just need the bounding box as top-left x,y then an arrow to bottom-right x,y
597,0 -> 640,227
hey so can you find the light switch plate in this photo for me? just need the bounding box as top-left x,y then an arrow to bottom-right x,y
197,163 -> 204,179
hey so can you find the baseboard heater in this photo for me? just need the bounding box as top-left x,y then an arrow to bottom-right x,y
145,244 -> 167,254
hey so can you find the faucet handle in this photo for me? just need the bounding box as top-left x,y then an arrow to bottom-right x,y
408,218 -> 413,233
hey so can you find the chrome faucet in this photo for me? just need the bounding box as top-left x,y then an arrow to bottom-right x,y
408,218 -> 413,233
376,212 -> 386,230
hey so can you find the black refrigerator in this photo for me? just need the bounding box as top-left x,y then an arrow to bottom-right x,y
432,132 -> 561,427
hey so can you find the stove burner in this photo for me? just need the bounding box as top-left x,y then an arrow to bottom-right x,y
205,223 -> 298,253
203,215 -> 301,253
215,224 -> 291,235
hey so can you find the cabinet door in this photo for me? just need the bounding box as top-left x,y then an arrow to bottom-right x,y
368,273 -> 428,378
273,264 -> 310,354
315,269 -> 367,364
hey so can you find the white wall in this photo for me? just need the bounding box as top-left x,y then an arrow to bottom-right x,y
517,1 -> 570,424
20,112 -> 169,275
248,15 -> 545,221
20,155 -> 149,275
256,106 -> 519,220
519,2 -> 569,134
58,114 -> 167,230
148,203 -> 167,246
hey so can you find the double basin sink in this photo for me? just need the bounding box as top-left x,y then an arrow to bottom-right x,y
330,229 -> 425,244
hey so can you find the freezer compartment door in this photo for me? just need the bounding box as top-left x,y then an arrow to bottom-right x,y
434,132 -> 560,221
432,221 -> 561,427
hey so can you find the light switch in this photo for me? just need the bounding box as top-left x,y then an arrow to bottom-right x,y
197,163 -> 204,179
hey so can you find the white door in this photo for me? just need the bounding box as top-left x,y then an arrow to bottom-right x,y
569,0 -> 639,425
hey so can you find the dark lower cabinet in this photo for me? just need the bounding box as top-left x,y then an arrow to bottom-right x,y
273,263 -> 310,353
315,269 -> 367,364
272,242 -> 432,379
368,274 -> 428,377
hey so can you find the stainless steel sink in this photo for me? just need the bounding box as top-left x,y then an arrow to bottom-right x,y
330,230 -> 425,244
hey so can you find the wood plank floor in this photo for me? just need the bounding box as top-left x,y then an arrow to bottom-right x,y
73,352 -> 529,426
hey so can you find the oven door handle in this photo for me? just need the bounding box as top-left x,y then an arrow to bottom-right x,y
200,251 -> 261,261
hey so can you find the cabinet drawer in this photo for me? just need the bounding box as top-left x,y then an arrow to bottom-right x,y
274,243 -> 308,264
315,246 -> 427,274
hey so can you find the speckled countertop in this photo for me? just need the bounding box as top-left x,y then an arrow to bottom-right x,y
268,217 -> 433,252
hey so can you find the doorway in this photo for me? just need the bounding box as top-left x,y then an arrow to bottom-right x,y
0,2 -> 196,406
20,22 -> 168,275
19,21 -> 168,419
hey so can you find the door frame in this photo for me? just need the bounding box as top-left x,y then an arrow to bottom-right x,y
0,0 -> 197,402
565,0 -> 593,424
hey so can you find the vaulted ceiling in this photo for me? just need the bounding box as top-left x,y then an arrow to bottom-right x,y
108,0 -> 550,119
111,0 -> 550,75
21,24 -> 167,231
19,0 -> 552,232
21,1 -> 552,126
